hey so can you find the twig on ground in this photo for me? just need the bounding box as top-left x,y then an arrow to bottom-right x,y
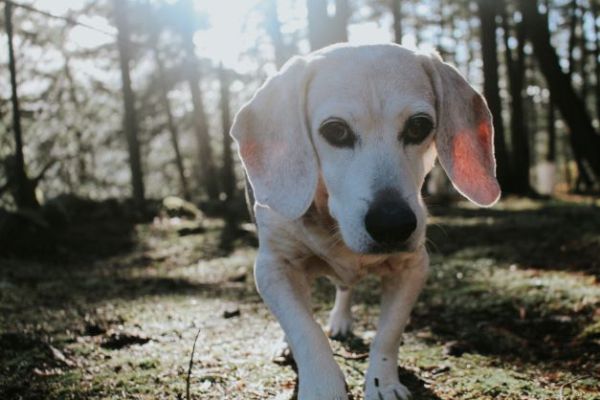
333,351 -> 369,361
186,327 -> 202,400
558,375 -> 590,400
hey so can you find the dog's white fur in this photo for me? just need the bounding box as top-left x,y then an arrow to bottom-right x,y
231,44 -> 500,400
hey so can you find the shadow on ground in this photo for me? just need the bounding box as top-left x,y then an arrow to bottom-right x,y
402,200 -> 600,376
312,198 -> 600,397
1,198 -> 599,399
426,200 -> 600,278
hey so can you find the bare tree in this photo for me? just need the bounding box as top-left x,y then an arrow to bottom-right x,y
180,0 -> 219,200
391,0 -> 403,44
265,0 -> 287,68
592,0 -> 600,122
476,0 -> 511,191
306,0 -> 349,51
150,36 -> 191,200
547,93 -> 557,163
4,2 -> 39,210
437,0 -> 450,59
519,0 -> 600,190
502,2 -> 531,193
63,56 -> 87,186
567,0 -> 578,84
543,0 -> 557,165
114,0 -> 146,210
218,64 -> 235,203
579,5 -> 590,104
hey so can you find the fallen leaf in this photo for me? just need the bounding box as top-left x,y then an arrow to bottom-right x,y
223,309 -> 241,319
101,330 -> 151,349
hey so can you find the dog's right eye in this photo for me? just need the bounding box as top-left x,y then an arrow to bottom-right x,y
402,114 -> 434,145
319,120 -> 355,148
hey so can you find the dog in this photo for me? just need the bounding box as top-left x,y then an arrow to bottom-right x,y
230,43 -> 500,400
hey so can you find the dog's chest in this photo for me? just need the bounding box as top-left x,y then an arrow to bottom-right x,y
297,217 -> 394,286
257,205 -> 413,287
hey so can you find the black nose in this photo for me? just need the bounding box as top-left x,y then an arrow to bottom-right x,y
365,196 -> 417,245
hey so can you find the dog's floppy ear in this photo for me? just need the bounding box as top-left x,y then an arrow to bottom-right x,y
230,56 -> 318,220
422,54 -> 501,207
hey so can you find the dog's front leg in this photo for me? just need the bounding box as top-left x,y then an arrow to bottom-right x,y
364,250 -> 429,400
327,285 -> 353,339
255,251 -> 348,400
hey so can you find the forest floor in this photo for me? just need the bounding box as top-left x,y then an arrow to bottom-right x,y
1,196 -> 600,400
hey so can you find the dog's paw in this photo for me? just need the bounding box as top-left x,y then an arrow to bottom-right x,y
365,379 -> 411,400
271,337 -> 294,366
327,308 -> 353,340
298,370 -> 348,400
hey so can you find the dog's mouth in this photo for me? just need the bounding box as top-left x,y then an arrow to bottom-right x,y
365,241 -> 416,255
340,233 -> 422,256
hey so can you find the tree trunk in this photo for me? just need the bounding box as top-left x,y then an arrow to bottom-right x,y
391,0 -> 403,44
219,65 -> 239,243
437,0 -> 450,59
466,9 -> 479,80
180,0 -> 219,201
528,95 -> 538,167
114,0 -> 146,210
548,93 -> 557,162
502,5 -> 531,194
4,2 -> 39,210
477,0 -> 511,191
150,39 -> 190,200
558,0 -> 590,190
307,0 -> 328,51
577,4 -> 593,189
579,6 -> 590,110
265,0 -> 287,68
592,0 -> 600,122
414,2 -> 423,47
544,0 -> 556,164
567,0 -> 578,82
218,64 -> 235,203
333,0 -> 349,42
63,57 -> 88,187
446,2 -> 457,64
519,0 -> 600,190
306,0 -> 349,51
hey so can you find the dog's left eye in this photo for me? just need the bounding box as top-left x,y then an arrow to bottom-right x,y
403,115 -> 434,145
319,120 -> 355,148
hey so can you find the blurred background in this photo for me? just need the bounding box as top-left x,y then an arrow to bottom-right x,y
1,1 -> 599,399
1,0 -> 600,218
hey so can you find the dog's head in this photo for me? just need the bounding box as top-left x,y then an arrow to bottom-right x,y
231,44 -> 500,254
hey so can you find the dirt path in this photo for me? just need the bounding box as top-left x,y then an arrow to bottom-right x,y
1,198 -> 599,399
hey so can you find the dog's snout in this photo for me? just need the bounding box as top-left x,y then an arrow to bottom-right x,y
364,192 -> 417,246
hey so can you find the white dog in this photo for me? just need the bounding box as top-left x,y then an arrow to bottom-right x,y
231,43 -> 500,400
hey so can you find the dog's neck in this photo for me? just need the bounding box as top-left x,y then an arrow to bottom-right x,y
304,174 -> 337,229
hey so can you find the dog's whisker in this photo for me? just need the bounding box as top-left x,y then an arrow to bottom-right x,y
425,237 -> 440,254
428,221 -> 448,237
